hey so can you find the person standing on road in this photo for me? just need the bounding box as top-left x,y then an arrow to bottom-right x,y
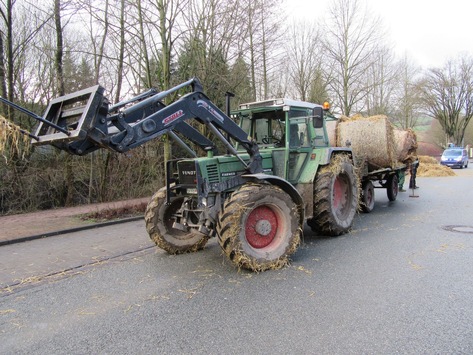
409,159 -> 420,189
398,166 -> 407,192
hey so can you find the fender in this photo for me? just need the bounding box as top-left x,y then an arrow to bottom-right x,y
318,147 -> 354,165
242,173 -> 305,225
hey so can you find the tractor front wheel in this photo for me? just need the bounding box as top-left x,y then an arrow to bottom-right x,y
145,187 -> 209,254
217,183 -> 301,272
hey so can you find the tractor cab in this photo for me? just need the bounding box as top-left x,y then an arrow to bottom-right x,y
233,98 -> 328,182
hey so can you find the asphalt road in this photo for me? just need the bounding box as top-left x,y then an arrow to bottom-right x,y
1,170 -> 473,354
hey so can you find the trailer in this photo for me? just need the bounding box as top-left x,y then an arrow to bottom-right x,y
358,164 -> 407,213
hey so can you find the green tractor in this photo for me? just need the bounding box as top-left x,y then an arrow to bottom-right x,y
1,79 -> 359,271
144,95 -> 359,271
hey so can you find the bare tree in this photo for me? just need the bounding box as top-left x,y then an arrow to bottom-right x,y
76,0 -> 128,100
421,55 -> 473,146
179,0 -> 240,101
136,0 -> 152,88
322,0 -> 385,116
245,0 -> 283,100
286,20 -> 322,102
114,0 -> 125,101
247,0 -> 257,100
78,0 -> 110,84
54,0 -> 65,95
391,54 -> 423,129
152,0 -> 187,166
0,1 -> 51,113
0,0 -> 12,116
363,45 -> 398,116
0,0 -> 14,108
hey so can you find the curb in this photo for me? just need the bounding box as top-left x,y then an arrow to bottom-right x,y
0,215 -> 144,247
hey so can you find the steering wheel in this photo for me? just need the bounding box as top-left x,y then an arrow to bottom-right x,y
262,136 -> 281,146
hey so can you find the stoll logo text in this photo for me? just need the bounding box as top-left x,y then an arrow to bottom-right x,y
163,110 -> 184,126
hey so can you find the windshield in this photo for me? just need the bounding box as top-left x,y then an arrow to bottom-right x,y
235,107 -> 313,148
237,110 -> 285,146
443,149 -> 462,157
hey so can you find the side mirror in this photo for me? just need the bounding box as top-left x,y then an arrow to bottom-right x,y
312,107 -> 324,128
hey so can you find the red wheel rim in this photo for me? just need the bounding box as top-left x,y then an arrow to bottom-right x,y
366,188 -> 373,205
333,175 -> 350,217
245,206 -> 278,248
333,176 -> 345,209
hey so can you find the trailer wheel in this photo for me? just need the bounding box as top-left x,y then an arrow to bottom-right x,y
145,187 -> 209,254
361,180 -> 375,213
308,154 -> 358,236
386,174 -> 398,201
217,183 -> 301,272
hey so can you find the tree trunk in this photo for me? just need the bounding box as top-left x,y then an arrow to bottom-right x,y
64,154 -> 74,206
5,0 -> 14,118
260,3 -> 268,100
0,33 -> 7,116
115,0 -> 125,103
157,0 -> 173,165
54,0 -> 65,96
94,0 -> 109,84
55,0 -> 73,205
248,5 -> 257,101
137,0 -> 152,89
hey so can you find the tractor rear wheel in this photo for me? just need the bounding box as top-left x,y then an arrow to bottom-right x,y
307,154 -> 358,236
217,183 -> 301,272
145,187 -> 209,254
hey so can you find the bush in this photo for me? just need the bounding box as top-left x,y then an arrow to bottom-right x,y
0,142 -> 165,215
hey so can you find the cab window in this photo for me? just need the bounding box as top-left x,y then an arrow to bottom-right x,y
240,110 -> 286,146
288,119 -> 310,148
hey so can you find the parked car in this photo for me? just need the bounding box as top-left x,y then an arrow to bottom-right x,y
440,148 -> 469,168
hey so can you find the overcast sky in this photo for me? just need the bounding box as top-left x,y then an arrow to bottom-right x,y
286,0 -> 472,69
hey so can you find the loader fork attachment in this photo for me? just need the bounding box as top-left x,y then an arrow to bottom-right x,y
33,85 -> 109,155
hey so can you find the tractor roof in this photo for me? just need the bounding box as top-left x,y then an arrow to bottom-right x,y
237,98 -> 322,111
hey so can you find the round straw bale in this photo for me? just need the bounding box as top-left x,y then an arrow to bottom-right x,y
394,128 -> 418,162
336,115 -> 396,169
325,120 -> 338,147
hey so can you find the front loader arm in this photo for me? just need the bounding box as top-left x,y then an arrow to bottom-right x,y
107,90 -> 262,173
1,78 -> 262,173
